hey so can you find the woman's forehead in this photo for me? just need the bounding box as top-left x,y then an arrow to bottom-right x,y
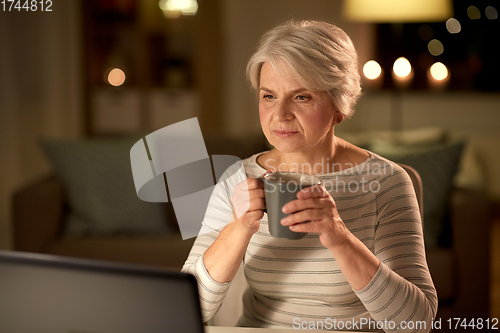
259,62 -> 304,90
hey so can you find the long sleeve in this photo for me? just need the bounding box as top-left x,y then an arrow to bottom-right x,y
354,164 -> 438,332
181,160 -> 248,322
182,231 -> 231,322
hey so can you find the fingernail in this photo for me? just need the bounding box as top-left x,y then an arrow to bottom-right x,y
282,205 -> 289,213
281,218 -> 288,225
260,170 -> 273,178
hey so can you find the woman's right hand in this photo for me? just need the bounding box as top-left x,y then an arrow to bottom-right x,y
232,177 -> 266,236
203,177 -> 266,283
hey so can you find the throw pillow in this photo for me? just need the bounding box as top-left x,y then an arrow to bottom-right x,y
42,138 -> 174,237
371,141 -> 465,249
338,127 -> 447,151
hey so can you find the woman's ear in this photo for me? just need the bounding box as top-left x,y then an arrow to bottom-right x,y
335,111 -> 344,124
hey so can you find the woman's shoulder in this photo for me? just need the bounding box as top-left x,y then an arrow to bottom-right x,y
365,151 -> 407,175
361,152 -> 416,195
242,150 -> 269,177
335,138 -> 370,164
330,138 -> 391,176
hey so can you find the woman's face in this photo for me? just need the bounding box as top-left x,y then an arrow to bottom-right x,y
259,62 -> 340,155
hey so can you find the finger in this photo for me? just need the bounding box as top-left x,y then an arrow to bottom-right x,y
289,220 -> 319,233
282,197 -> 326,214
260,170 -> 274,178
233,188 -> 265,209
281,208 -> 330,226
234,178 -> 263,195
251,188 -> 265,200
234,200 -> 264,219
235,197 -> 265,213
297,185 -> 329,199
234,188 -> 265,202
247,196 -> 266,212
240,210 -> 264,227
245,177 -> 265,190
233,187 -> 264,211
289,217 -> 346,236
233,189 -> 265,218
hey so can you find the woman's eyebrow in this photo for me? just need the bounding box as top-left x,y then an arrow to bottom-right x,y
259,87 -> 308,94
259,87 -> 274,93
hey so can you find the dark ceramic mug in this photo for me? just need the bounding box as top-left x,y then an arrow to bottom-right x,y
258,172 -> 322,240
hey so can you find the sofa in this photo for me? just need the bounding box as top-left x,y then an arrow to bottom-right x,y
12,133 -> 269,270
12,130 -> 491,328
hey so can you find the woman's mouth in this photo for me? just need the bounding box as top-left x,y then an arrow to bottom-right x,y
273,130 -> 298,138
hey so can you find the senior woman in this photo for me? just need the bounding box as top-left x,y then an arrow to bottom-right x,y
182,21 -> 437,332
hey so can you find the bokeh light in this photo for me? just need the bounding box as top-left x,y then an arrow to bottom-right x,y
393,57 -> 412,78
467,5 -> 481,20
363,60 -> 382,80
107,68 -> 126,86
430,62 -> 449,81
428,39 -> 444,56
418,25 -> 434,40
446,18 -> 461,34
158,0 -> 198,17
485,6 -> 498,20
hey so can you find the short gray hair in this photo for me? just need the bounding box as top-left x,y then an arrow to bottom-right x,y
246,20 -> 362,119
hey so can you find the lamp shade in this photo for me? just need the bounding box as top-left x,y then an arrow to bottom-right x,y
342,0 -> 453,22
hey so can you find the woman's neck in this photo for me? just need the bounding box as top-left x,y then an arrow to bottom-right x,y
258,137 -> 370,175
265,137 -> 343,174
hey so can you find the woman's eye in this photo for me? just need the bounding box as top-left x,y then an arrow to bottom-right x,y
296,95 -> 309,101
263,94 -> 274,100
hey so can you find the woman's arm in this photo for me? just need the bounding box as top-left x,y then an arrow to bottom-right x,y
354,166 -> 437,332
281,165 -> 437,332
280,185 -> 380,290
181,173 -> 265,321
203,177 -> 265,282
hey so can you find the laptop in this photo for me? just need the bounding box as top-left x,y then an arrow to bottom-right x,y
0,250 -> 205,333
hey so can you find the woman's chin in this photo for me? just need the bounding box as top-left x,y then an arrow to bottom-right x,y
269,141 -> 305,154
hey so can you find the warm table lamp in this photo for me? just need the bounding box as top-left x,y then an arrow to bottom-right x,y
342,0 -> 453,23
342,0 -> 453,130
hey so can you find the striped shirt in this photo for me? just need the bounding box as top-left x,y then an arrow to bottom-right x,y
181,151 -> 438,332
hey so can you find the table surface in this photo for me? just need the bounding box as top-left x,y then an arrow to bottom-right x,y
205,327 -> 318,332
205,326 -> 371,332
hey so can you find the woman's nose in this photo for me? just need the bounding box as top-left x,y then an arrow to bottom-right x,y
273,100 -> 294,121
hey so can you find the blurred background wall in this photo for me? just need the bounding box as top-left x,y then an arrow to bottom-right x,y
0,1 -> 83,249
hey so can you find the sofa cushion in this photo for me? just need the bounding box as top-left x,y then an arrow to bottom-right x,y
47,234 -> 196,270
370,141 -> 464,249
42,138 -> 174,237
339,127 -> 447,150
426,248 -> 456,302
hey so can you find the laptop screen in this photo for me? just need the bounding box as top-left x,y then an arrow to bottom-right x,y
0,250 -> 205,333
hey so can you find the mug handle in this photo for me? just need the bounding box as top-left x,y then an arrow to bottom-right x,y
257,177 -> 267,214
257,171 -> 273,214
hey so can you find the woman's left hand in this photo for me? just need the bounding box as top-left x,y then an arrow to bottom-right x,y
281,185 -> 350,250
